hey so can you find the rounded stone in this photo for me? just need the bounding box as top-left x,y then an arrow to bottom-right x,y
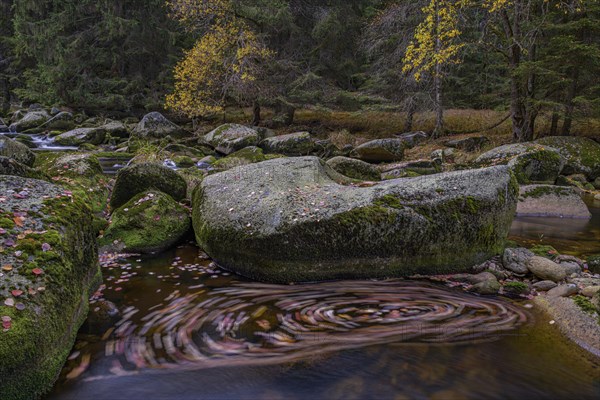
110,163 -> 187,209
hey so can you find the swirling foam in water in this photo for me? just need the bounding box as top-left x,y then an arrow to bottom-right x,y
100,280 -> 528,376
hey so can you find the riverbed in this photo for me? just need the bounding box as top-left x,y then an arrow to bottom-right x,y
47,197 -> 600,400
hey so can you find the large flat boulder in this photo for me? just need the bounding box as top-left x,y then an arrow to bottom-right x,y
0,175 -> 100,399
192,157 -> 518,283
517,185 -> 591,219
259,132 -> 315,156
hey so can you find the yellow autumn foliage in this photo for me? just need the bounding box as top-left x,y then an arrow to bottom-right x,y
165,0 -> 272,117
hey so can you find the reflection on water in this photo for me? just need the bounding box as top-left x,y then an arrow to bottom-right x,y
49,244 -> 600,400
510,195 -> 600,257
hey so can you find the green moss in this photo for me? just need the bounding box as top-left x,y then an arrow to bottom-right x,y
504,281 -> 529,293
529,244 -> 558,258
374,194 -> 404,209
100,190 -> 191,253
573,295 -> 598,315
0,183 -> 99,400
0,217 -> 14,228
521,185 -> 571,199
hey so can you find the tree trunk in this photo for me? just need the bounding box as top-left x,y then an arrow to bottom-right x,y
251,100 -> 261,126
432,0 -> 444,139
561,68 -> 579,136
502,6 -> 533,142
404,100 -> 416,132
549,112 -> 560,137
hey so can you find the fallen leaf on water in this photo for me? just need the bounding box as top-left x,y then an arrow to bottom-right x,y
11,290 -> 23,297
2,265 -> 13,272
32,268 -> 44,276
13,216 -> 24,227
15,303 -> 25,311
41,243 -> 51,252
4,298 -> 15,307
65,353 -> 91,380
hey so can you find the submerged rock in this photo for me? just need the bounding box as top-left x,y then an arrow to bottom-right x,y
326,156 -> 381,181
0,137 -> 36,166
192,157 -> 518,283
517,185 -> 591,219
350,138 -> 406,163
100,190 -> 191,254
110,163 -> 187,209
132,112 -> 187,139
0,175 -> 100,400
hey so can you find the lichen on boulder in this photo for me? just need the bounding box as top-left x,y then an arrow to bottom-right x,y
0,137 -> 36,167
535,136 -> 600,180
192,157 -> 518,283
0,175 -> 100,400
99,190 -> 191,254
204,124 -> 260,155
131,112 -> 187,140
110,163 -> 187,209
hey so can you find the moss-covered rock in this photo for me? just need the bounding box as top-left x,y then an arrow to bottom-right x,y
381,160 -> 441,180
476,143 -> 560,165
443,136 -> 490,152
54,127 -> 107,147
517,185 -> 591,219
535,136 -> 600,180
29,111 -> 75,133
131,112 -> 187,140
349,138 -> 406,163
204,124 -> 260,155
192,157 -> 518,283
508,149 -> 565,184
110,163 -> 187,209
8,110 -> 50,132
259,132 -> 315,156
35,153 -> 110,216
0,157 -> 46,179
326,156 -> 381,181
212,146 -> 267,171
0,175 -> 100,400
99,190 -> 191,254
101,120 -> 130,138
0,138 -> 36,167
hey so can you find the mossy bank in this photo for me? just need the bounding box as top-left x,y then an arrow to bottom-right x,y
0,176 -> 100,400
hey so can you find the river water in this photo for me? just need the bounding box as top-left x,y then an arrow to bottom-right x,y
47,198 -> 600,399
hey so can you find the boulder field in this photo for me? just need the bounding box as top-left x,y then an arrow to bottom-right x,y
192,156 -> 518,283
0,176 -> 101,400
